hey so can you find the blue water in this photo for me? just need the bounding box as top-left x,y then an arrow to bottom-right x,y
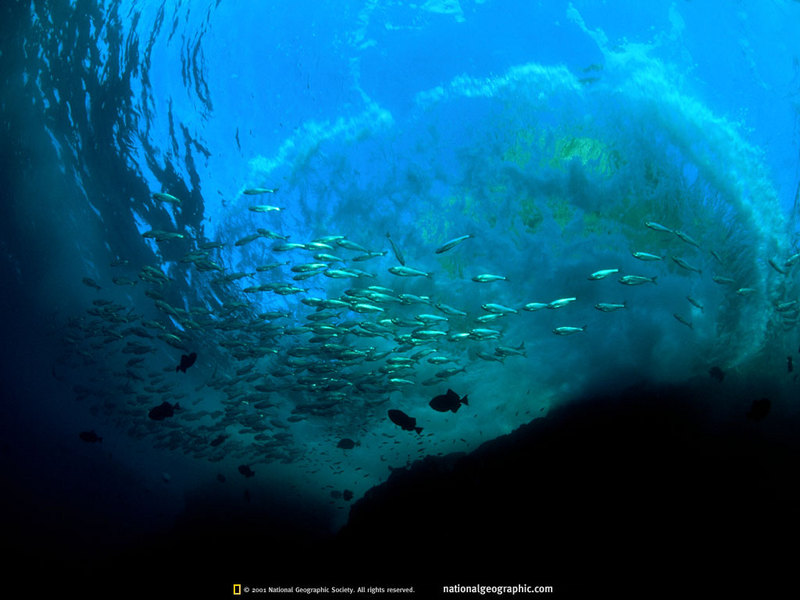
1,0 -> 799,593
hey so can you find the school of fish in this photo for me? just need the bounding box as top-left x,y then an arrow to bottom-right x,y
63,190 -> 800,505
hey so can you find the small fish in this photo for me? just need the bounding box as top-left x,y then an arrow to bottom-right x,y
712,275 -> 735,285
243,187 -> 278,195
238,464 -> 256,477
673,230 -> 701,249
335,239 -> 369,253
475,313 -> 503,323
686,296 -> 704,311
112,276 -> 138,286
468,328 -> 502,340
386,232 -> 405,266
352,251 -> 388,262
389,266 -> 432,278
353,303 -> 384,313
481,303 -> 518,315
314,253 -> 345,263
632,251 -> 663,261
435,303 -> 467,317
736,287 -> 756,296
547,297 -> 577,309
337,438 -> 360,450
411,330 -> 448,340
768,258 -> 787,275
494,343 -> 526,358
435,366 -> 466,379
324,268 -> 362,279
414,313 -> 448,323
210,435 -> 227,447
619,275 -> 657,286
82,277 -> 102,291
291,263 -> 329,273
673,313 -> 693,329
776,300 -> 798,312
435,234 -> 472,254
552,325 -> 587,336
588,268 -> 619,280
429,389 -> 469,413
248,205 -> 282,213
594,302 -> 626,312
148,401 -> 180,421
176,352 -> 197,373
79,431 -> 102,443
388,409 -> 423,434
471,273 -> 507,283
644,221 -> 674,233
522,302 -> 549,311
235,233 -> 262,246
671,256 -> 702,274
784,252 -> 800,268
153,192 -> 181,204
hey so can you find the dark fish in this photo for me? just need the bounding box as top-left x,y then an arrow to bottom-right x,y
176,352 -> 197,373
746,398 -> 770,422
210,434 -> 227,447
388,409 -> 423,434
82,277 -> 101,291
79,430 -> 102,443
429,388 -> 469,413
708,366 -> 725,382
386,232 -> 405,266
788,356 -> 794,373
342,489 -> 353,501
148,401 -> 180,421
238,464 -> 255,478
337,438 -> 359,450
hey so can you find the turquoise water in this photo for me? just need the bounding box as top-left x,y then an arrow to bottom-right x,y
1,0 -> 799,592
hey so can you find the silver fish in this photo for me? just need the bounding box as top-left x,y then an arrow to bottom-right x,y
588,269 -> 619,280
619,275 -> 657,285
435,234 -> 472,254
552,326 -> 587,336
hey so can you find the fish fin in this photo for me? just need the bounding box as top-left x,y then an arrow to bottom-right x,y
462,395 -> 469,406
415,427 -> 423,434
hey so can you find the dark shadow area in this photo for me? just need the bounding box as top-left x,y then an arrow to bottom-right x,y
5,378 -> 799,597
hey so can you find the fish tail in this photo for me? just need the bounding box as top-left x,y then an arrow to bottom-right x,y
462,395 -> 469,406
415,427 -> 423,434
